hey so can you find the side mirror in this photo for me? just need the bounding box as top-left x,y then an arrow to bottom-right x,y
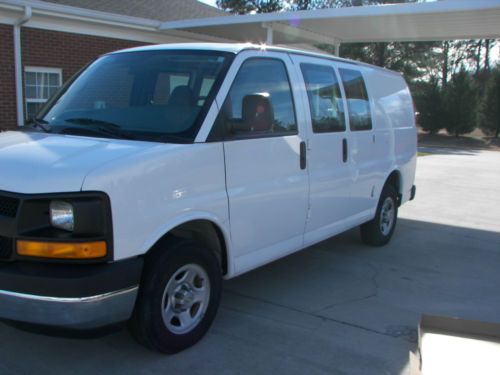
241,94 -> 273,132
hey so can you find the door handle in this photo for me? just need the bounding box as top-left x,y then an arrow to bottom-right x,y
300,141 -> 306,170
342,138 -> 348,163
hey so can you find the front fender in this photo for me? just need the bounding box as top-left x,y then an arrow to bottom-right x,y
138,211 -> 234,277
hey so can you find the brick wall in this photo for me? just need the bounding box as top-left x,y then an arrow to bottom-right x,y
0,26 -> 149,130
0,25 -> 17,130
22,28 -> 149,82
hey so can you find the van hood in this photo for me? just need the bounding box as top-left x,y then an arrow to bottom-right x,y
0,131 -> 157,194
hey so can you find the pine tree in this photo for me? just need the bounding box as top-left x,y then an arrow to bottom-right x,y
216,0 -> 283,14
478,68 -> 500,138
414,78 -> 444,134
443,69 -> 478,137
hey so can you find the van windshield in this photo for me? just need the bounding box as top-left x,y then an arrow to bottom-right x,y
37,50 -> 233,143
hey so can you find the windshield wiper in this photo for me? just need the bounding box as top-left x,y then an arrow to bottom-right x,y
65,117 -> 122,129
60,118 -> 190,143
153,133 -> 192,144
25,118 -> 52,133
62,118 -> 137,140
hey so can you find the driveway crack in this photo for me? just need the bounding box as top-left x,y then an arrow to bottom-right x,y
312,262 -> 380,313
224,284 -> 403,341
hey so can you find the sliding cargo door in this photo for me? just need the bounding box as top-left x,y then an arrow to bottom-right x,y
290,55 -> 354,245
338,66 -> 377,216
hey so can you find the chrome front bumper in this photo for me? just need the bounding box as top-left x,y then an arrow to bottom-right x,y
0,286 -> 138,329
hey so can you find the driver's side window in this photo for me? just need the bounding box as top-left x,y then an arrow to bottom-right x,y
213,58 -> 297,140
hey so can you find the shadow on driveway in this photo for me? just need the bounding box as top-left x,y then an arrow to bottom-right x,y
418,146 -> 481,156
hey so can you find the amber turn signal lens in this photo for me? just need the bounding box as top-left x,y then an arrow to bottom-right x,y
17,240 -> 107,259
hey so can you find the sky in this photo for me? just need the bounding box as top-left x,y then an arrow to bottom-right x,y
198,0 -> 217,7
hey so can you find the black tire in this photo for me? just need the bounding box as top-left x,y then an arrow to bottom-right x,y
129,238 -> 222,353
360,184 -> 398,246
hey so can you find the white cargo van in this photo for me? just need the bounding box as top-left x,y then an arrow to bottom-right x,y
0,43 -> 416,353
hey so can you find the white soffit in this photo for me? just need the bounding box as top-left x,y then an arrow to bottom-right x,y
160,0 -> 500,44
0,0 -> 232,43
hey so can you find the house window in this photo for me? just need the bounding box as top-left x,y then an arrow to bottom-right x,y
25,67 -> 62,120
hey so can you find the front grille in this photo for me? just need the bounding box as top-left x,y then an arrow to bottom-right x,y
0,195 -> 20,218
0,236 -> 13,259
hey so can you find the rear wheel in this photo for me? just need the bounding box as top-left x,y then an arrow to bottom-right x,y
129,238 -> 221,353
360,184 -> 398,246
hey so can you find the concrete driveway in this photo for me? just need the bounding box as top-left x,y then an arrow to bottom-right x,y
1,149 -> 499,375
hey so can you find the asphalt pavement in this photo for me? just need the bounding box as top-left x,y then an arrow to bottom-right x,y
1,148 -> 499,375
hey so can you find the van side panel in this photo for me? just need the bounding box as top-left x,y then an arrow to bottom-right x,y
81,143 -> 231,263
363,69 -> 417,204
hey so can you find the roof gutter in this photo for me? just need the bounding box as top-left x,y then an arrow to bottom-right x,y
13,5 -> 32,126
0,0 -> 162,31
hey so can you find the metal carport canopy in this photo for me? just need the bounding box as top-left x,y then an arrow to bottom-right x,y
160,0 -> 500,46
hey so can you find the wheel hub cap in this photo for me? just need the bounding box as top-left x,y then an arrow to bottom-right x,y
161,263 -> 210,335
172,284 -> 195,312
380,197 -> 395,236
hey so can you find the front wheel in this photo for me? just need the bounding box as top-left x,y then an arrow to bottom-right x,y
360,184 -> 398,246
129,238 -> 222,353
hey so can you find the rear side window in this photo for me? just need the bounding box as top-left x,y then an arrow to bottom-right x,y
339,68 -> 372,131
301,63 -> 345,133
215,58 -> 297,140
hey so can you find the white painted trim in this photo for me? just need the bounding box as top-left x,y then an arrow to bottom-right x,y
26,21 -> 182,44
25,66 -> 63,75
1,13 -> 231,45
25,99 -> 46,103
0,0 -> 162,29
0,0 -> 230,44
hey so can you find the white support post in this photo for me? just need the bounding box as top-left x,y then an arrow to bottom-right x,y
334,42 -> 341,56
262,23 -> 273,45
14,6 -> 32,127
14,25 -> 23,126
266,26 -> 273,44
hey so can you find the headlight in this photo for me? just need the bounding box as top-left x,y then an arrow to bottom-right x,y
14,192 -> 112,262
50,200 -> 74,231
